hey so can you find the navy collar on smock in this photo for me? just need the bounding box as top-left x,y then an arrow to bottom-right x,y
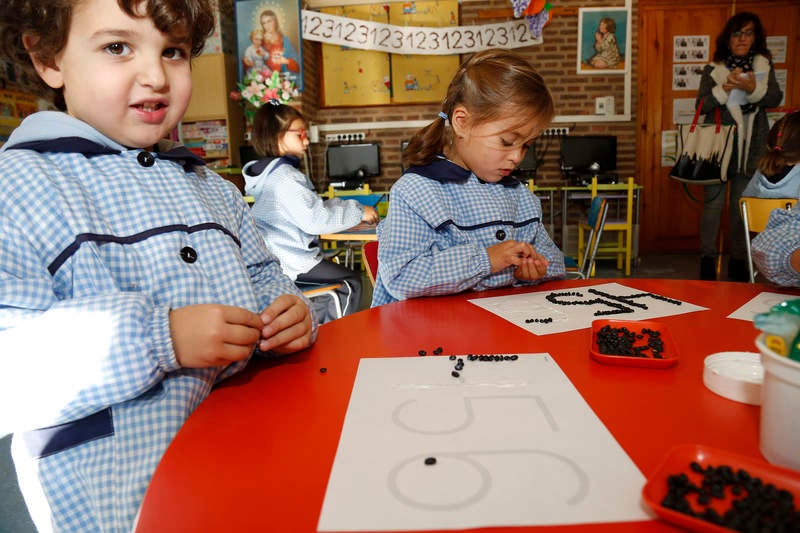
245,155 -> 300,177
5,137 -> 205,172
406,155 -> 522,187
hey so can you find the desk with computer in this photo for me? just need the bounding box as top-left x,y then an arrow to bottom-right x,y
517,134 -> 641,275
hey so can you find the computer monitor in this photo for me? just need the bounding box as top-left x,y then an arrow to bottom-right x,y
326,143 -> 381,186
559,135 -> 617,182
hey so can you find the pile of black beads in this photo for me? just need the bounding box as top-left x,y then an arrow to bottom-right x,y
450,354 -> 520,378
595,325 -> 665,358
661,462 -> 800,532
525,317 -> 553,324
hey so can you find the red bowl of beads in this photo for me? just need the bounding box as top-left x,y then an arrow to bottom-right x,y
642,444 -> 800,532
590,319 -> 679,369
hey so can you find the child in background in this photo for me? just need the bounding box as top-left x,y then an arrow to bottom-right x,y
0,1 -> 315,531
750,112 -> 800,286
742,111 -> 800,198
244,102 -> 379,319
371,49 -> 566,307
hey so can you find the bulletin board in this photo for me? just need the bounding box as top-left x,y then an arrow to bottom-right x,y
388,0 -> 459,104
321,4 -> 391,106
320,0 -> 459,107
0,90 -> 37,146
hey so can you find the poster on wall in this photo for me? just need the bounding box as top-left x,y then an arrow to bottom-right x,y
320,4 -> 391,107
672,35 -> 709,63
389,0 -> 459,104
577,7 -> 629,75
235,0 -> 304,92
671,63 -> 705,91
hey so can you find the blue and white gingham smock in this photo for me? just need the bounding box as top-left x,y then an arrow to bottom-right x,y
371,157 -> 565,307
0,111 -> 316,532
752,205 -> 800,286
243,156 -> 364,280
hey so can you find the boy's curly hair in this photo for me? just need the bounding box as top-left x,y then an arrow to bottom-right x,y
0,0 -> 215,110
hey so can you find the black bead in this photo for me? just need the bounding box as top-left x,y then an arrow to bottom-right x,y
319,367 -> 327,373
424,457 -> 437,465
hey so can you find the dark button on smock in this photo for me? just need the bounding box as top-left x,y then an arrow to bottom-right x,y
495,229 -> 506,241
137,151 -> 155,167
180,246 -> 197,263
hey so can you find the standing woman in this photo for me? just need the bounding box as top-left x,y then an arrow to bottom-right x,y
696,12 -> 783,281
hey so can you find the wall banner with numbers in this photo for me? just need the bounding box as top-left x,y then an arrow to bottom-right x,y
301,9 -> 542,55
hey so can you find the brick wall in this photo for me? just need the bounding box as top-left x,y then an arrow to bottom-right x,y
298,0 -> 637,193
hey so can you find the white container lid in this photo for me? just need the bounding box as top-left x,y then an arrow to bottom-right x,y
703,351 -> 763,406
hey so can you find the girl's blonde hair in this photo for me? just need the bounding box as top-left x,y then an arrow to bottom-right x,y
758,111 -> 800,176
402,49 -> 554,169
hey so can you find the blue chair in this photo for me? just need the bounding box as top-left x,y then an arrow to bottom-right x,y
566,196 -> 609,279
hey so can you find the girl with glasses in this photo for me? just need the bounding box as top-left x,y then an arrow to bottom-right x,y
244,102 -> 379,321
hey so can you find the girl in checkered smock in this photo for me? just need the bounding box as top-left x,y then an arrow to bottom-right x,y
751,112 -> 800,286
0,0 -> 315,531
371,49 -> 566,307
742,111 -> 800,199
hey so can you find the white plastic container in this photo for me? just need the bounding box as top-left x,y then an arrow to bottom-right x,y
755,335 -> 800,472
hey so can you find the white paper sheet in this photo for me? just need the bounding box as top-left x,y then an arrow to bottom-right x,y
727,292 -> 800,322
468,282 -> 707,335
318,355 -> 652,531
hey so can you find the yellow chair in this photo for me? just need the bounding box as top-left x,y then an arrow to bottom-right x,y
573,196 -> 609,279
588,176 -> 636,276
739,197 -> 798,283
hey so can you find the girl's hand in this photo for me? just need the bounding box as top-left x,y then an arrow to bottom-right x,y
361,206 -> 379,224
487,240 -> 536,273
170,304 -> 264,367
258,294 -> 314,355
513,249 -> 549,281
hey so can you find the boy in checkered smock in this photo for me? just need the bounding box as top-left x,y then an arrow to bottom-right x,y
371,49 -> 566,307
0,1 -> 316,531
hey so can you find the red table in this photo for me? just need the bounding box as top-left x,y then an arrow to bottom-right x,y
135,278 -> 798,532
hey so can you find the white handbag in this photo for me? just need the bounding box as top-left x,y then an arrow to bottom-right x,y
669,101 -> 735,186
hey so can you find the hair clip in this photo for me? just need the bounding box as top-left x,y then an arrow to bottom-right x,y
268,99 -> 281,106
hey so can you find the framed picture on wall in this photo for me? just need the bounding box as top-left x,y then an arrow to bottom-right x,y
577,7 -> 630,75
235,0 -> 304,92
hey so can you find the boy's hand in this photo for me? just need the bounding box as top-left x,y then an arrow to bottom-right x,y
487,240 -> 536,273
170,304 -> 264,367
361,206 -> 379,224
258,294 -> 314,355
